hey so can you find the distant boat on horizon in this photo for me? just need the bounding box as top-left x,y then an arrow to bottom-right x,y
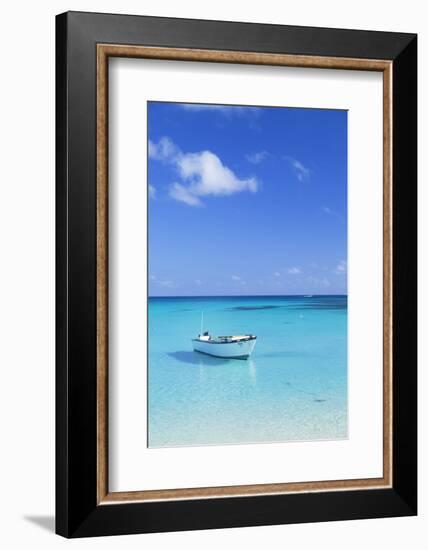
192,313 -> 257,359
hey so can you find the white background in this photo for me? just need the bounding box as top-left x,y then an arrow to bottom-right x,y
0,1 -> 425,548
110,59 -> 383,492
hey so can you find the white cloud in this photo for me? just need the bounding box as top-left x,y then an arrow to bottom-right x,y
148,136 -> 180,161
273,271 -> 281,278
149,137 -> 259,206
149,274 -> 175,288
177,150 -> 258,197
334,260 -> 347,274
231,274 -> 246,285
148,184 -> 156,199
285,156 -> 311,182
322,206 -> 344,222
306,275 -> 330,288
169,183 -> 202,206
157,279 -> 175,288
287,267 -> 302,275
159,280 -> 175,288
246,150 -> 268,164
179,104 -> 261,117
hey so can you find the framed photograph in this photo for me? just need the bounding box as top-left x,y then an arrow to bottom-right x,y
56,11 -> 417,537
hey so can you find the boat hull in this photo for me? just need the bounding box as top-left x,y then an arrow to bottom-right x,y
192,338 -> 256,359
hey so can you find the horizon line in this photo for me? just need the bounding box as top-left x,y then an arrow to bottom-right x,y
148,293 -> 348,298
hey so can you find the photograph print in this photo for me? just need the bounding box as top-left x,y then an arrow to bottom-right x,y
147,101 -> 348,448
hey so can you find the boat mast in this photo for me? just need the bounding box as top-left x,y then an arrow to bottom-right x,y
200,311 -> 204,335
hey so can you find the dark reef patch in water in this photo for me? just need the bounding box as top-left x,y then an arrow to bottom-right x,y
286,302 -> 347,311
314,398 -> 327,403
224,297 -> 347,313
226,305 -> 282,311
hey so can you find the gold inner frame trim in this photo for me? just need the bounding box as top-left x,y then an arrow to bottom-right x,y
96,44 -> 393,505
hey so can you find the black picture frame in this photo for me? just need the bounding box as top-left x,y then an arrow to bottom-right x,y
56,11 -> 417,538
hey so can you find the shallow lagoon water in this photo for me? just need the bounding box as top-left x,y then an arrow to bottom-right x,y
148,295 -> 347,448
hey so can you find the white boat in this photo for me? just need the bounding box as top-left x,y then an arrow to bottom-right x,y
192,313 -> 256,359
192,332 -> 257,359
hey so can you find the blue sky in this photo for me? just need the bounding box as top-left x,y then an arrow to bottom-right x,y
148,102 -> 347,296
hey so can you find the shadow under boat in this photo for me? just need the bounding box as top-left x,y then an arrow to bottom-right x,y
169,350 -> 244,366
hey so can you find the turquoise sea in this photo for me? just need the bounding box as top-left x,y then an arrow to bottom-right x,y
148,295 -> 347,448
